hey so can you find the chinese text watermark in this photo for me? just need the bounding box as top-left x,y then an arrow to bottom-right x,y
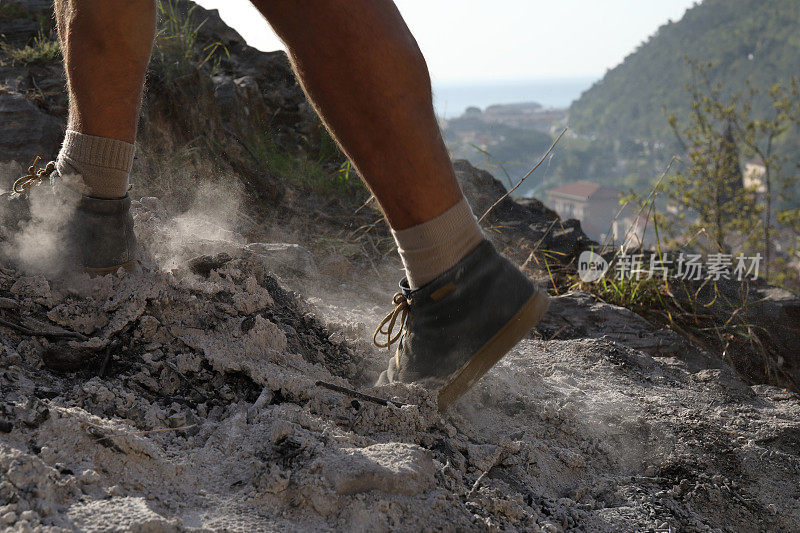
578,251 -> 762,283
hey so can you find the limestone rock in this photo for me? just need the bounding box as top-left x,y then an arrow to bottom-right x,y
0,92 -> 62,162
11,0 -> 53,15
0,18 -> 38,46
453,159 -> 595,263
323,443 -> 436,496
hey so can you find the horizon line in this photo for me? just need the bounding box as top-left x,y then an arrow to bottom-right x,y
432,75 -> 601,86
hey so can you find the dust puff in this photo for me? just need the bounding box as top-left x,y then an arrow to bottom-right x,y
138,177 -> 246,271
0,167 -> 80,276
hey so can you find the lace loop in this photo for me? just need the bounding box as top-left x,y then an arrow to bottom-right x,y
12,156 -> 56,196
373,292 -> 410,349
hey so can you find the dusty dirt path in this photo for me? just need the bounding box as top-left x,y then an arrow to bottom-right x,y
1,198 -> 798,532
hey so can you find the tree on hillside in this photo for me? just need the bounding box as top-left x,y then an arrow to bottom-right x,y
733,78 -> 800,280
665,61 -> 757,255
663,59 -> 800,282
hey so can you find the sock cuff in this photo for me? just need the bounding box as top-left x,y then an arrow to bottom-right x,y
392,198 -> 484,289
59,130 -> 136,173
391,198 -> 477,250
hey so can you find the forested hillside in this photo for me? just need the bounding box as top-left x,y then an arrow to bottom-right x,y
569,0 -> 800,142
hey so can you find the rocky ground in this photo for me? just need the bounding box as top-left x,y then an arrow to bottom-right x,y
0,189 -> 799,532
1,1 -> 799,531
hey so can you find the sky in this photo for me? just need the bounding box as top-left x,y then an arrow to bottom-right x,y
194,0 -> 697,84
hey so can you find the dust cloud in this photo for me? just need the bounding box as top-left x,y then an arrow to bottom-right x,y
0,164 -> 79,276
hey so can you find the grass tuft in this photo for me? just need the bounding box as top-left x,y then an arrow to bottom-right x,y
151,0 -> 228,79
1,26 -> 60,65
242,130 -> 365,199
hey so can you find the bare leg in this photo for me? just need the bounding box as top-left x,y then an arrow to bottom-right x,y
55,0 -> 156,144
251,0 -> 463,230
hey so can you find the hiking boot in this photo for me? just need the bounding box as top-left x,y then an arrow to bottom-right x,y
374,239 -> 549,411
67,192 -> 139,274
8,157 -> 138,274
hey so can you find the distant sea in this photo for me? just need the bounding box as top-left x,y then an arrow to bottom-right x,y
432,77 -> 597,118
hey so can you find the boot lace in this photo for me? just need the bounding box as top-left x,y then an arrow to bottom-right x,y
12,156 -> 56,197
373,292 -> 410,349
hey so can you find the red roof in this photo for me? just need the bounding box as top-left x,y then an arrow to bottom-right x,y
547,181 -> 619,201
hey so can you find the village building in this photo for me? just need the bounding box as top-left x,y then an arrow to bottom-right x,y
743,158 -> 767,202
546,181 -> 621,241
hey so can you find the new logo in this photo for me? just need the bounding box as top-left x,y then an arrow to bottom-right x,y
577,250 -> 609,282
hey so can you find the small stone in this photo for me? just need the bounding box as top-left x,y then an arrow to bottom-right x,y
41,347 -> 94,373
80,469 -> 100,484
9,276 -> 51,299
188,253 -> 233,277
323,443 -> 436,496
139,197 -> 167,217
232,277 -> 273,314
54,463 -> 74,475
139,316 -> 161,340
19,398 -> 49,428
249,388 -> 273,418
168,412 -> 188,428
0,420 -> 12,433
1,512 -> 16,525
466,443 -> 501,472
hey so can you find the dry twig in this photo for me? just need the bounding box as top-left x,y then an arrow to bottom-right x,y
0,316 -> 88,341
479,127 -> 568,223
315,380 -> 406,408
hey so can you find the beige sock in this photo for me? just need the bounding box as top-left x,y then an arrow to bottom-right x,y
391,198 -> 484,289
56,130 -> 135,199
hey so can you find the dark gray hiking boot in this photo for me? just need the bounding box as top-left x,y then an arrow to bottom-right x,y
374,239 -> 549,411
8,157 -> 138,274
67,193 -> 138,274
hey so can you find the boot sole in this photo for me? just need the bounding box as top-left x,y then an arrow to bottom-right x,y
437,289 -> 550,412
84,260 -> 140,276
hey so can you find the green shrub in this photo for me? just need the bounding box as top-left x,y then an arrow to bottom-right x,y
1,27 -> 60,64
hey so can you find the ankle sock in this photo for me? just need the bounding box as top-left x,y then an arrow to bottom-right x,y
56,130 -> 135,199
391,197 -> 484,290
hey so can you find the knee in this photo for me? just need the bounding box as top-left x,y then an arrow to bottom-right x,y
61,0 -> 156,18
63,0 -> 156,54
65,0 -> 156,29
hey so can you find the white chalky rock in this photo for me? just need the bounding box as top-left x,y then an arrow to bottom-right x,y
79,469 -> 101,485
232,276 -> 273,314
67,497 -> 183,532
9,276 -> 51,299
323,443 -> 436,496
